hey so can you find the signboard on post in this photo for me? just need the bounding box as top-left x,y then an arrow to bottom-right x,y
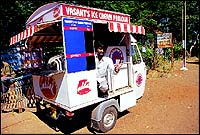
154,32 -> 174,68
156,33 -> 173,48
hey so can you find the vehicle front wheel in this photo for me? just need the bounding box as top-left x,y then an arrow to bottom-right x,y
99,106 -> 118,133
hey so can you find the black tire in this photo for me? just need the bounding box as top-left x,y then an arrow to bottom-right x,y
99,106 -> 118,133
35,98 -> 42,114
35,102 -> 41,112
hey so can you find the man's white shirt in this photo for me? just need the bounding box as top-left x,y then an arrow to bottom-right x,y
96,56 -> 115,83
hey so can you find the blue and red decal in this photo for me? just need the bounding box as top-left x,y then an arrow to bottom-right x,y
63,18 -> 93,31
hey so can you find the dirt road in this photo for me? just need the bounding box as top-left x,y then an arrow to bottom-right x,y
1,58 -> 199,134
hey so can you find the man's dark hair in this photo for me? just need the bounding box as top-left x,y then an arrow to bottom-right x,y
94,41 -> 107,51
95,41 -> 104,47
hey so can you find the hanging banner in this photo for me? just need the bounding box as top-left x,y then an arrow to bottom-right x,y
62,4 -> 130,23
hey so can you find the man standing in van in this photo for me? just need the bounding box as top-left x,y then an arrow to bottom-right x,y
95,41 -> 122,97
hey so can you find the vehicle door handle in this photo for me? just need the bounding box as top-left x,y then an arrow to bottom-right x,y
135,71 -> 138,73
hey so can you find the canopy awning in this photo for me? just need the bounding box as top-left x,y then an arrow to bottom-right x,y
9,2 -> 145,46
108,22 -> 145,35
9,22 -> 57,45
10,21 -> 145,46
10,25 -> 37,45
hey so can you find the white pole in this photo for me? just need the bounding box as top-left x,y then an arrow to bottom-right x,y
181,0 -> 188,71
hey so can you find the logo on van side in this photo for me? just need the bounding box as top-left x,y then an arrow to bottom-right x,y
39,76 -> 58,100
53,8 -> 60,18
136,73 -> 143,87
109,48 -> 124,64
77,79 -> 91,95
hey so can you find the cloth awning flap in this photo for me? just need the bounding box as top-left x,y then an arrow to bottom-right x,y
108,22 -> 145,35
10,25 -> 37,45
9,22 -> 56,46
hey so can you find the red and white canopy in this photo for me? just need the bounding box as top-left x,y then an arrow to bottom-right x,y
10,25 -> 37,45
108,22 -> 145,35
9,22 -> 145,45
9,2 -> 145,45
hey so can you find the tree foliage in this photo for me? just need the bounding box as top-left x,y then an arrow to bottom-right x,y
0,0 -> 199,50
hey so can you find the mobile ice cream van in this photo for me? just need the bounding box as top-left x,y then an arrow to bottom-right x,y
9,2 -> 146,133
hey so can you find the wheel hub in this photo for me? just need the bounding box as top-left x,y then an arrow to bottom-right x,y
103,113 -> 115,127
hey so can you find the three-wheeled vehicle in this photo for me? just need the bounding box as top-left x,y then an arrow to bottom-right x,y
9,2 -> 146,133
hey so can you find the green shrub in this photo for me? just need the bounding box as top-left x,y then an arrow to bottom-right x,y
137,42 -> 154,70
138,41 -> 186,73
138,42 -> 173,72
173,42 -> 183,60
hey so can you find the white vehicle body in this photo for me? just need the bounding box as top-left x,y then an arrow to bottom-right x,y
9,2 -> 146,133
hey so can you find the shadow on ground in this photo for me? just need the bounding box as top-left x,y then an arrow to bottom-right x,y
186,61 -> 199,64
32,108 -> 129,134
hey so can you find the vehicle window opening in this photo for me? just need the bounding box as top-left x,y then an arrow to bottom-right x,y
131,45 -> 141,64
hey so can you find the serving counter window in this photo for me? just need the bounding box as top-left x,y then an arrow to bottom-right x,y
30,42 -> 65,76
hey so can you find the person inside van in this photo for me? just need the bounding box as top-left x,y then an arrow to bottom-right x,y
1,61 -> 16,93
95,41 -> 123,97
1,61 -> 16,78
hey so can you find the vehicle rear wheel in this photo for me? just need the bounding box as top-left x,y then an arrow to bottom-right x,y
35,102 -> 41,113
35,98 -> 43,114
99,106 -> 118,133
